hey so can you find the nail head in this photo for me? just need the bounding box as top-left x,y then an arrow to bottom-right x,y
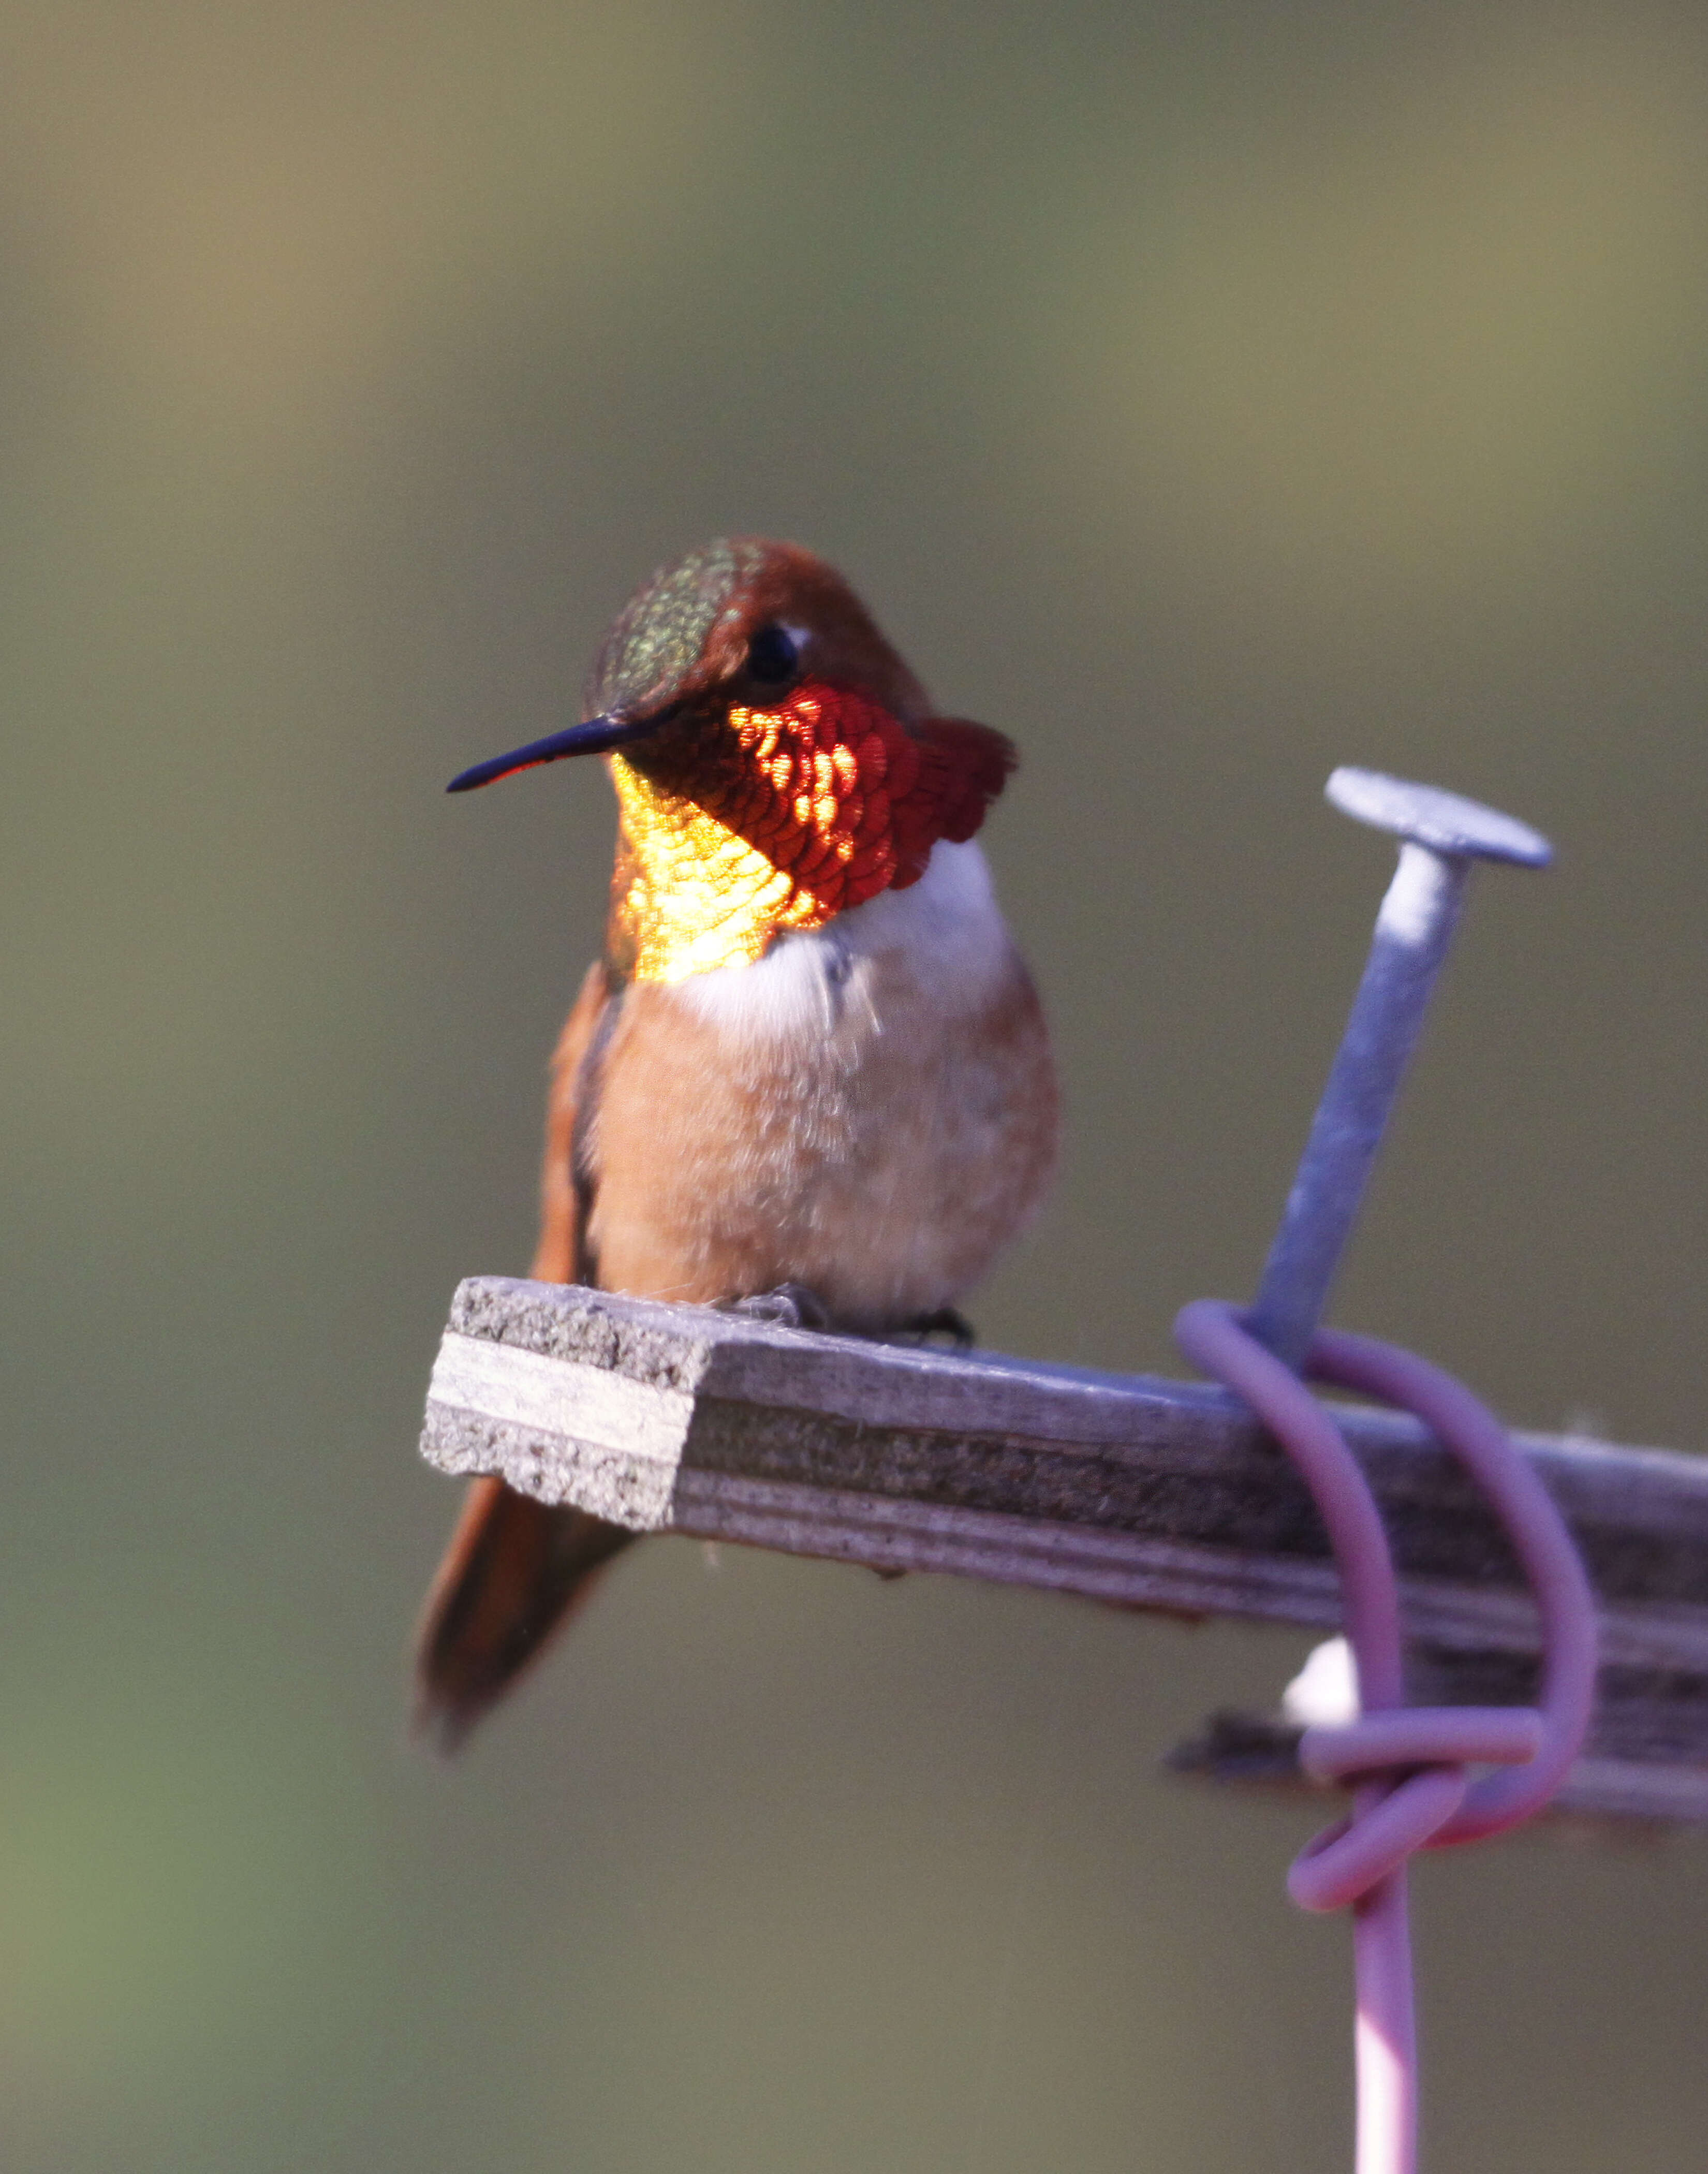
1326,767 -> 1553,869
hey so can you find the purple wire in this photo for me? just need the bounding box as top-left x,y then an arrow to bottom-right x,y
1174,1301 -> 1598,2174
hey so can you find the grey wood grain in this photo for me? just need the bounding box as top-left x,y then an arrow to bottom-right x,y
420,1275 -> 1708,1823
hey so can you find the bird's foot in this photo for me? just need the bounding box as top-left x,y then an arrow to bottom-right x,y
888,1307 -> 976,1349
719,1282 -> 831,1331
719,1290 -> 971,1348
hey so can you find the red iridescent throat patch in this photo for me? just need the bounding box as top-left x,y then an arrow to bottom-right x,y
607,681 -> 1014,981
717,683 -> 1011,907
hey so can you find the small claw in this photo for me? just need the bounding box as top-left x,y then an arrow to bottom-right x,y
719,1282 -> 831,1331
891,1307 -> 976,1349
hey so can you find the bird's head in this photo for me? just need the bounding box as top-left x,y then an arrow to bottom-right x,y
449,537 -> 1015,982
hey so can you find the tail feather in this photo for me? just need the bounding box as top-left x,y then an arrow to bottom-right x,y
414,1476 -> 635,1752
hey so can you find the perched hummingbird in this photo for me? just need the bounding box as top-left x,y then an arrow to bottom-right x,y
416,537 -> 1058,1746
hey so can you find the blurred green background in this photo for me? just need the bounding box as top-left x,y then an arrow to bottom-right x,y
4,1 -> 1706,2167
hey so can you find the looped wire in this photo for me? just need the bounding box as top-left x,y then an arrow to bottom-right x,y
1288,1708 -> 1539,1913
1174,1299 -> 1599,2173
1174,1300 -> 1597,1875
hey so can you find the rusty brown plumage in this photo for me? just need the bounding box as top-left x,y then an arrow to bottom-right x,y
415,539 -> 1057,1748
414,965 -> 632,1750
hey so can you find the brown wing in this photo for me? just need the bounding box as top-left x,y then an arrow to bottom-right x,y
414,963 -> 639,1751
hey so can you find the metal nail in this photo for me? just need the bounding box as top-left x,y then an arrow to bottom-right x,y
1244,767 -> 1552,1371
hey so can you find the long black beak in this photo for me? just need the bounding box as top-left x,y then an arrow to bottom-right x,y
446,707 -> 674,793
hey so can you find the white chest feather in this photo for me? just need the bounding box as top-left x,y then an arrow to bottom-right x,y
674,838 -> 1017,1045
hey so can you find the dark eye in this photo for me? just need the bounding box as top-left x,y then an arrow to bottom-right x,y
745,623 -> 800,686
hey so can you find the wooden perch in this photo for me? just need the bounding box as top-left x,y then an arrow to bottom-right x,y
420,1276 -> 1708,1824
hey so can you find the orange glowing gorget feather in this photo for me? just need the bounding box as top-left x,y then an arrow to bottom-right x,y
607,680 -> 1014,983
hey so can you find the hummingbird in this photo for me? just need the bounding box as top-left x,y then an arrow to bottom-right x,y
416,537 -> 1058,1746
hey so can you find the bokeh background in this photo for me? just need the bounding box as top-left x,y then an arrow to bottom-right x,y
4,1 -> 1706,2167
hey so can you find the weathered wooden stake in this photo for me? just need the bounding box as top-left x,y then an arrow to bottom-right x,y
421,1275 -> 1708,1824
